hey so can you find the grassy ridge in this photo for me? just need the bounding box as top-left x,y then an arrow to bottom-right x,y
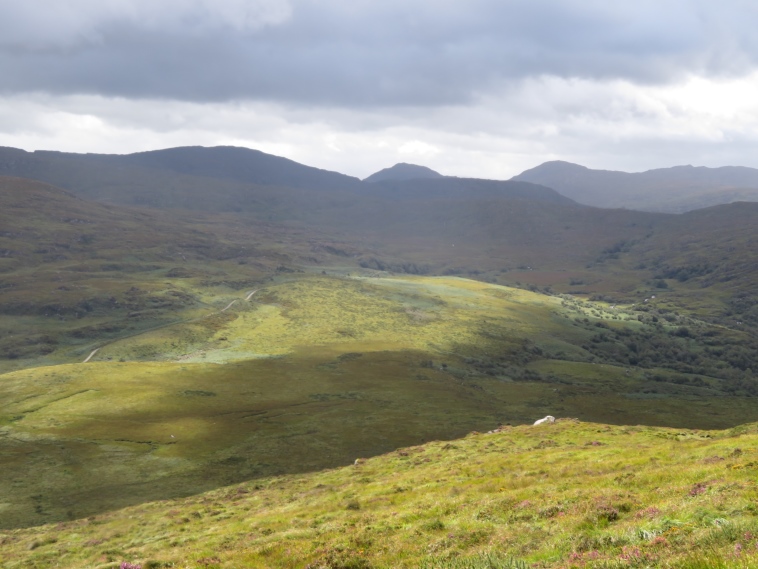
4,420 -> 758,568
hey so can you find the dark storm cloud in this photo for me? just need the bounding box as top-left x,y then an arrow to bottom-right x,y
1,0 -> 758,106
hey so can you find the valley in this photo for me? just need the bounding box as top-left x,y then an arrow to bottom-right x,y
0,148 -> 757,568
5,2 -> 758,566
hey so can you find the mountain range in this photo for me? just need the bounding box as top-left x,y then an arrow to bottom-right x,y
6,145 -> 758,214
2,145 -> 757,319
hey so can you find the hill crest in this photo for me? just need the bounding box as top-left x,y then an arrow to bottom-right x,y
364,162 -> 444,182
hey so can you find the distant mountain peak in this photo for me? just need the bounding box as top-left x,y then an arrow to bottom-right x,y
512,160 -> 758,212
364,163 -> 444,183
538,160 -> 588,168
515,160 -> 596,177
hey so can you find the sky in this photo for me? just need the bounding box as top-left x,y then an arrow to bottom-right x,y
2,0 -> 758,179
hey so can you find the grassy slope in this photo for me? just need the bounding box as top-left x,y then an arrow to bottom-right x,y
4,420 -> 758,568
2,272 -> 758,531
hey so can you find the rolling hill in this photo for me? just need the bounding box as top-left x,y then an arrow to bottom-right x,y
5,144 -> 758,216
512,160 -> 758,213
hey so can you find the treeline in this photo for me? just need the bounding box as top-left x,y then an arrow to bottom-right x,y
578,318 -> 758,395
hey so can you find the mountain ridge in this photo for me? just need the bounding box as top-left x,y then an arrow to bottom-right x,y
0,146 -> 569,215
1,145 -> 363,191
6,144 -> 758,214
513,160 -> 758,212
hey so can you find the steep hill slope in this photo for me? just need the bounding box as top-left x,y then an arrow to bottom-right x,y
347,190 -> 665,277
512,160 -> 758,212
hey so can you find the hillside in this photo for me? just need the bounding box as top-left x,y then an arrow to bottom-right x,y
0,176 -> 364,371
0,176 -> 236,268
512,160 -> 758,213
1,162 -> 757,562
2,174 -> 757,373
3,268 -> 758,531
4,419 -> 758,568
365,177 -> 572,203
579,202 -> 758,329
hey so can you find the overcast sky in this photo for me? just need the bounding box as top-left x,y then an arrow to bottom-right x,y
2,0 -> 758,179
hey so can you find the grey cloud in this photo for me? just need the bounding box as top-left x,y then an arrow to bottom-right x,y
1,0 -> 758,106
0,0 -> 292,51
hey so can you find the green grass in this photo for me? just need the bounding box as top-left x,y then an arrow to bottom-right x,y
4,419 -> 758,568
2,273 -> 758,532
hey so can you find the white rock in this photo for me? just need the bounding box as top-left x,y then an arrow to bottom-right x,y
533,415 -> 556,426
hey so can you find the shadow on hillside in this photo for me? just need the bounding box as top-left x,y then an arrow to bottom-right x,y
4,340 -> 758,530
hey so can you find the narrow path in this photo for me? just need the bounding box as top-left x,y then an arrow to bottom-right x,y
76,287 -> 265,365
221,300 -> 238,312
83,349 -> 99,363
